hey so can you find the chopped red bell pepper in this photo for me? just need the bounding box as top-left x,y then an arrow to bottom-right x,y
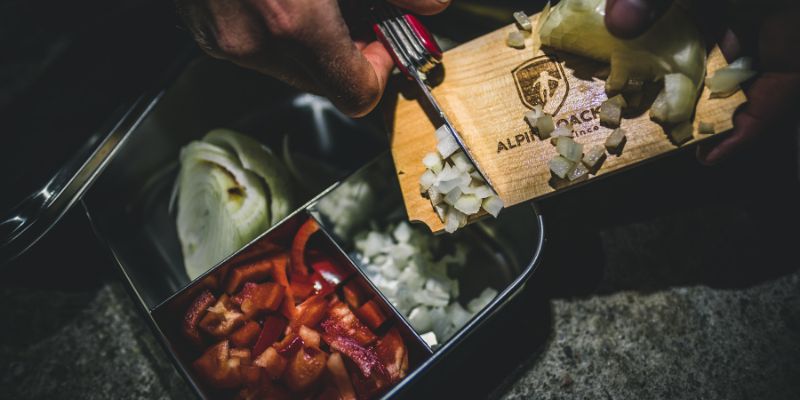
291,293 -> 330,331
183,290 -> 216,346
252,315 -> 288,358
297,325 -> 321,349
355,299 -> 388,331
192,340 -> 243,389
284,346 -> 328,392
291,218 -> 320,276
199,294 -> 245,338
341,281 -> 370,309
327,352 -> 357,400
224,258 -> 274,294
253,346 -> 287,380
232,282 -> 286,318
322,334 -> 388,380
310,259 -> 352,286
350,368 -> 390,400
321,300 -> 377,346
229,321 -> 261,348
274,334 -> 304,357
374,328 -> 408,383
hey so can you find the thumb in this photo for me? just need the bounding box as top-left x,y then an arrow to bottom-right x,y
388,0 -> 451,16
605,0 -> 674,39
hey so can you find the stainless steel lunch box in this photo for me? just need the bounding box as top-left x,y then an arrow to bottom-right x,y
8,52 -> 545,398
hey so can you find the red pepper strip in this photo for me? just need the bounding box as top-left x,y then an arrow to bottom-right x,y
289,271 -> 315,302
252,315 -> 288,358
291,218 -> 319,276
310,259 -> 353,286
322,300 -> 377,346
322,334 -> 388,380
270,254 -> 297,319
223,258 -> 273,294
232,282 -> 286,318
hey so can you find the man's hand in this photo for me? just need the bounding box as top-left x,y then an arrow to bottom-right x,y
605,0 -> 800,164
177,0 -> 450,117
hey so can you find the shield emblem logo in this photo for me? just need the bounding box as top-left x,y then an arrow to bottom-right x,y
512,55 -> 569,116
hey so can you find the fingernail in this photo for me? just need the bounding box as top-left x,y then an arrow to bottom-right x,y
436,0 -> 449,3
607,0 -> 656,38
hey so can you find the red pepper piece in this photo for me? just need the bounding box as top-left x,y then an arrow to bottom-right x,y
321,300 -> 377,346
239,365 -> 261,386
192,340 -> 242,389
252,315 -> 288,358
291,293 -> 330,331
271,254 -> 297,319
350,368 -> 390,400
182,290 -> 216,346
229,321 -> 261,348
374,328 -> 409,383
310,259 -> 352,286
274,334 -> 304,357
354,299 -> 388,331
198,294 -> 245,338
289,271 -> 315,302
224,258 -> 274,294
232,282 -> 286,318
284,346 -> 328,392
327,352 -> 357,400
253,346 -> 287,380
341,281 -> 370,309
291,218 -> 319,276
322,334 -> 388,380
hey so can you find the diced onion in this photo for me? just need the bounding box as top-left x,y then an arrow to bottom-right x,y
549,155 -> 575,179
444,186 -> 462,206
600,97 -> 623,128
423,152 -> 443,173
536,115 -> 556,138
604,128 -> 627,154
419,169 -> 436,193
437,134 -> 460,158
451,151 -> 474,172
506,30 -> 525,49
514,11 -> 533,32
482,196 -> 504,218
454,194 -> 481,214
567,162 -> 589,182
698,121 -> 715,134
668,121 -> 694,145
444,207 -> 466,233
582,145 -> 607,170
650,73 -> 695,124
556,137 -> 584,162
705,57 -> 756,98
420,331 -> 438,347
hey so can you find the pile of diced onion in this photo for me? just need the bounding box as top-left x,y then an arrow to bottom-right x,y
419,125 -> 504,233
354,221 -> 498,347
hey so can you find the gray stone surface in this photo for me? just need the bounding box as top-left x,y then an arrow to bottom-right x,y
0,283 -> 193,400
501,272 -> 800,400
499,205 -> 800,400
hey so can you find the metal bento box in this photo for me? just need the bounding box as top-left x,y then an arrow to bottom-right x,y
78,55 -> 545,399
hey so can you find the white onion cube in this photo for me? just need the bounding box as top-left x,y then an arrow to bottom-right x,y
549,155 -> 575,179
556,137 -> 583,162
605,128 -> 627,154
481,196 -> 504,218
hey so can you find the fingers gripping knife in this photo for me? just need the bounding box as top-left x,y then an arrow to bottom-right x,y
368,1 -> 495,190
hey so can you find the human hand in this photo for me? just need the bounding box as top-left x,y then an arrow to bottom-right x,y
176,0 -> 451,117
604,0 -> 800,164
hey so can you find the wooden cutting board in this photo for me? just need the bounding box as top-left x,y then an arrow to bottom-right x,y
389,13 -> 747,233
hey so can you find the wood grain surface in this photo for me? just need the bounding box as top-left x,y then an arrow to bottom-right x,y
390,13 -> 746,233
